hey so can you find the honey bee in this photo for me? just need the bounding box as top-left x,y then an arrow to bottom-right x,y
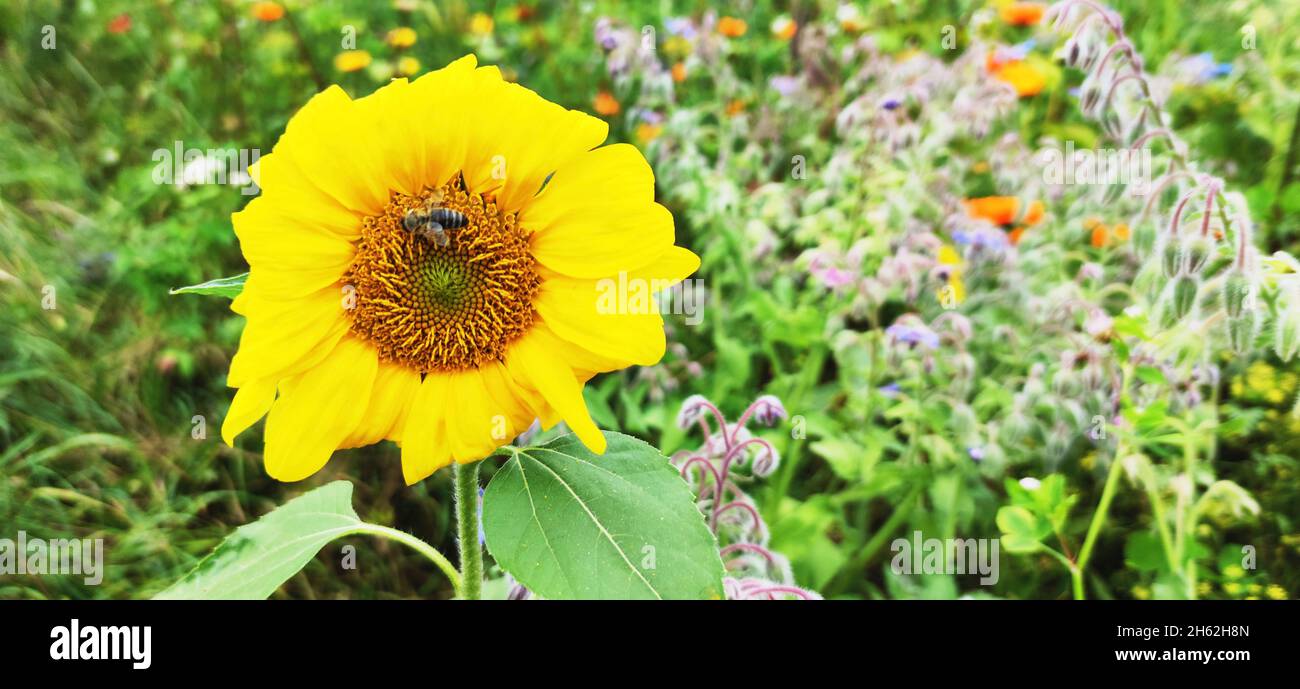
402,188 -> 467,247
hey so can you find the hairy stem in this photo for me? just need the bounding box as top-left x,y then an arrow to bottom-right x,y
348,523 -> 461,593
453,462 -> 483,600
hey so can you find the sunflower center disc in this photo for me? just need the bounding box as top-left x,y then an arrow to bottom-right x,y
343,178 -> 541,373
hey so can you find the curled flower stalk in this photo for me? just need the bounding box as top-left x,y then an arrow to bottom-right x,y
673,395 -> 820,600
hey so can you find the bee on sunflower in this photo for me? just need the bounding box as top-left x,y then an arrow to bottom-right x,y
222,55 -> 699,485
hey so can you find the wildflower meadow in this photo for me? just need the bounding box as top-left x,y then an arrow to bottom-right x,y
4,0 -> 1300,635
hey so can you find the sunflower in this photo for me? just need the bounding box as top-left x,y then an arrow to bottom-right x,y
222,55 -> 699,484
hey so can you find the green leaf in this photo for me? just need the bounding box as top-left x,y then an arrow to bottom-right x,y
169,272 -> 247,298
1124,531 -> 1167,573
1135,365 -> 1167,385
157,481 -> 365,599
996,505 -> 1051,549
996,505 -> 1037,537
482,431 -> 724,600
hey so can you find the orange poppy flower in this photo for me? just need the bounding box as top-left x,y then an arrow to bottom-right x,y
1022,200 -> 1045,226
107,13 -> 131,34
718,17 -> 748,38
965,196 -> 1020,226
1000,2 -> 1046,27
671,62 -> 687,83
1090,224 -> 1109,248
251,1 -> 285,22
593,91 -> 621,116
725,99 -> 747,117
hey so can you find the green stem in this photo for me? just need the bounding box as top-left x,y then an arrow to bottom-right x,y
1041,546 -> 1083,599
765,343 -> 827,513
453,462 -> 483,600
1181,437 -> 1200,599
1075,446 -> 1125,600
348,523 -> 461,593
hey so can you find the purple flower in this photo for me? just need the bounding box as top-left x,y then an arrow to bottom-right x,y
967,446 -> 985,462
676,394 -> 713,429
664,17 -> 696,39
879,383 -> 901,398
750,395 -> 788,426
885,323 -> 940,351
769,75 -> 801,98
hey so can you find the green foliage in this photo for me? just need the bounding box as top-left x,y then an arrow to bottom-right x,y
157,481 -> 367,599
3,0 -> 1299,602
482,432 -> 724,600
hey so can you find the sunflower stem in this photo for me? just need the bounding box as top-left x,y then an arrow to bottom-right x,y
453,462 -> 483,600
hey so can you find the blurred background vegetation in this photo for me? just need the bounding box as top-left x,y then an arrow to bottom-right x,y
1,0 -> 1297,599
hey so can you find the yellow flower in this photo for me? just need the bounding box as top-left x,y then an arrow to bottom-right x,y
937,245 -> 966,305
334,50 -> 372,73
224,56 -> 699,484
469,12 -> 494,36
635,122 -> 663,144
1266,584 -> 1288,600
992,60 -> 1046,97
387,27 -> 417,48
397,56 -> 420,75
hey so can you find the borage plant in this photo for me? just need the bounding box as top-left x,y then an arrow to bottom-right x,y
164,55 -> 729,600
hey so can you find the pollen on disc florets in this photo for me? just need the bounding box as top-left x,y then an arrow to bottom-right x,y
342,177 -> 542,373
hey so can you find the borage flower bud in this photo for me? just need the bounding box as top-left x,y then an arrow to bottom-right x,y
1160,238 -> 1184,278
1132,218 -> 1157,258
1228,310 -> 1258,353
676,394 -> 713,430
1273,285 -> 1300,362
1185,237 -> 1213,275
1223,269 -> 1252,319
750,394 -> 788,426
1168,275 -> 1199,320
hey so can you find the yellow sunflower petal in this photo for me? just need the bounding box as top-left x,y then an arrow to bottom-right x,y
457,69 -> 608,212
536,246 -> 700,366
227,285 -> 349,387
233,197 -> 355,266
273,86 -> 395,216
505,326 -> 606,453
445,370 -> 509,463
263,336 -> 378,481
521,144 -> 674,278
356,56 -> 482,197
250,154 -> 363,241
401,375 -> 453,484
340,361 -> 422,448
221,377 -> 277,445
